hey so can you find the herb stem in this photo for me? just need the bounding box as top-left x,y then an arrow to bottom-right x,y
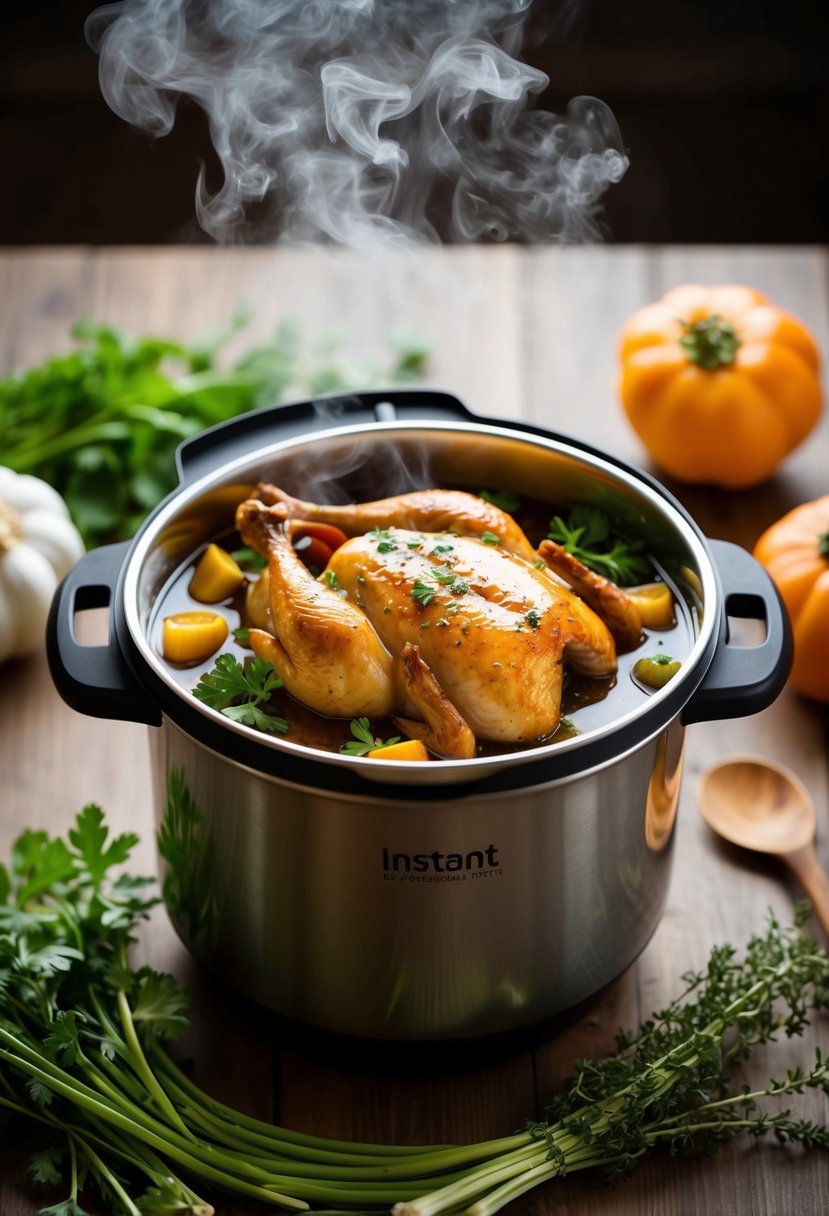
116,983 -> 195,1141
76,1132 -> 144,1216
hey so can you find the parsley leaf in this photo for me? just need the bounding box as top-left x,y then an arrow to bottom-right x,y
68,805 -> 139,888
192,653 -> 282,710
324,569 -> 349,597
411,579 -> 436,606
231,546 -> 267,572
192,653 -> 288,734
130,968 -> 190,1041
479,488 -> 521,512
480,531 -> 500,546
547,506 -> 651,586
526,609 -> 541,629
27,1145 -> 64,1186
222,702 -> 290,733
368,527 -> 398,554
340,718 -> 401,756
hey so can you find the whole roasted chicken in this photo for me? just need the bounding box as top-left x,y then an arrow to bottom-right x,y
236,486 -> 643,759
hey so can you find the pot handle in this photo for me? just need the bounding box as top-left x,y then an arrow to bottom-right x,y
46,543 -> 162,727
681,539 -> 793,725
175,389 -> 478,485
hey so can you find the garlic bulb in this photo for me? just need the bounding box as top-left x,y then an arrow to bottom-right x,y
0,467 -> 85,663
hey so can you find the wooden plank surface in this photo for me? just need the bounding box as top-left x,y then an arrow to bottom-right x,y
1,245 -> 828,1216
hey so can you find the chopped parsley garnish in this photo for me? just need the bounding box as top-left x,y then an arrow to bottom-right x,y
340,717 -> 401,756
411,579 -> 436,607
452,579 -> 470,596
406,537 -> 423,549
368,527 -> 398,554
480,531 -> 500,546
193,654 -> 288,734
431,543 -> 454,555
526,609 -> 541,629
430,567 -> 457,586
547,505 -> 651,586
324,569 -> 349,598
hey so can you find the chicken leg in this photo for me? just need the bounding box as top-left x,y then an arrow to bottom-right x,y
254,483 -> 537,562
236,500 -> 395,719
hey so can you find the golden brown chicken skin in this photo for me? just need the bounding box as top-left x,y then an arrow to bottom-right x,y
237,494 -> 619,757
328,527 -> 617,744
254,483 -> 538,562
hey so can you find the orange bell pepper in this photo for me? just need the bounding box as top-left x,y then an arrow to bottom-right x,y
753,495 -> 829,702
619,285 -> 822,488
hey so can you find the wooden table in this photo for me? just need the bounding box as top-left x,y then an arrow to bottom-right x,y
1,245 -> 828,1215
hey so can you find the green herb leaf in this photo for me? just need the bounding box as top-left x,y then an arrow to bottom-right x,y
192,653 -> 282,711
340,718 -> 401,756
479,488 -> 521,512
130,969 -> 190,1041
222,702 -> 290,733
193,653 -> 287,735
27,1144 -> 64,1185
480,531 -> 500,546
68,805 -> 139,888
231,546 -> 267,572
548,506 -> 651,585
411,579 -> 436,607
368,527 -> 398,554
526,608 -> 541,629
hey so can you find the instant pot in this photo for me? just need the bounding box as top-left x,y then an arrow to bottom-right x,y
47,391 -> 791,1039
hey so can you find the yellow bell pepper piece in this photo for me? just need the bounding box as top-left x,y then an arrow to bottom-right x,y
367,739 -> 430,762
189,543 -> 245,603
625,581 -> 675,630
163,612 -> 228,664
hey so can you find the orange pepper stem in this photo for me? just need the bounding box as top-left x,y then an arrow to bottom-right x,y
678,314 -> 741,370
819,531 -> 829,560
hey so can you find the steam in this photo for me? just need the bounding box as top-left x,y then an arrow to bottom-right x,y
86,0 -> 628,247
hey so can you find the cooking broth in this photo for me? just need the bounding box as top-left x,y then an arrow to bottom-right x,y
149,492 -> 695,760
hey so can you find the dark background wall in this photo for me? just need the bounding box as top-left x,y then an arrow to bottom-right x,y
3,0 -> 827,245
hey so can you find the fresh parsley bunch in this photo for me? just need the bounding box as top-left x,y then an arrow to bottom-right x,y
0,314 -> 428,547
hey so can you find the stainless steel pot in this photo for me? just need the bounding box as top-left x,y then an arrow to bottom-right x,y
47,391 -> 791,1040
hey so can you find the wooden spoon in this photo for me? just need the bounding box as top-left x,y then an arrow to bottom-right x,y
698,755 -> 829,941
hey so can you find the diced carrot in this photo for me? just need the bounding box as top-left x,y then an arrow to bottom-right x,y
162,612 -> 228,664
189,544 -> 246,603
293,522 -> 349,551
367,739 -> 430,762
293,534 -> 334,570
